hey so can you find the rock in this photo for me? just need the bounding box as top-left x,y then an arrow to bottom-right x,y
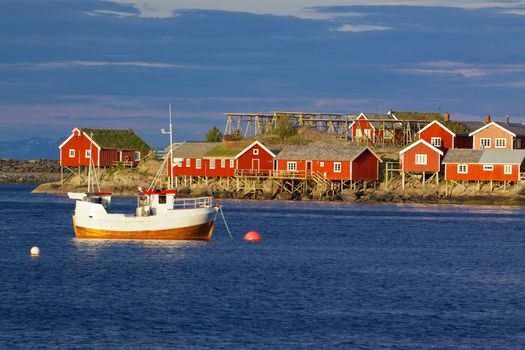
341,189 -> 358,202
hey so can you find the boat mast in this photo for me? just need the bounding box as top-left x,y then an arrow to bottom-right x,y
161,104 -> 174,190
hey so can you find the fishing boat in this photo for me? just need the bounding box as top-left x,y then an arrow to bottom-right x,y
68,105 -> 219,240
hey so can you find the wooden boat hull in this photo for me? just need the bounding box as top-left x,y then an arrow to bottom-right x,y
73,217 -> 215,241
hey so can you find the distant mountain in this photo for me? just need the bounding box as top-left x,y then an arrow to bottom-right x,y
0,137 -> 64,160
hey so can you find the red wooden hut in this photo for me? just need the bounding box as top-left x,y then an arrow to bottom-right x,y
349,112 -> 400,144
169,142 -> 235,177
234,141 -> 279,176
399,139 -> 443,188
469,121 -> 525,150
416,120 -> 455,152
59,128 -> 150,167
273,143 -> 381,181
443,149 -> 525,183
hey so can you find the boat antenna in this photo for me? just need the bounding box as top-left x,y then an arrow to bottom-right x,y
161,103 -> 174,189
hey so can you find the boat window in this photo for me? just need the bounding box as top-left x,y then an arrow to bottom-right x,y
159,194 -> 166,204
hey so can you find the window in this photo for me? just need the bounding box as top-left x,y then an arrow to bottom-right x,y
196,159 -> 202,169
495,138 -> 506,148
504,165 -> 512,174
230,159 -> 234,168
174,159 -> 183,167
69,149 -> 75,158
186,159 -> 191,167
431,137 -> 442,147
134,151 -> 141,161
458,164 -> 468,174
209,159 -> 215,169
480,138 -> 491,148
253,149 -> 259,155
334,162 -> 342,173
415,154 -> 427,165
221,159 -> 226,168
483,165 -> 494,171
287,162 -> 297,171
85,150 -> 91,158
320,161 -> 325,167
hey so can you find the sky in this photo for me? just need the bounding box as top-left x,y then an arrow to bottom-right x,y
2,0 -> 525,147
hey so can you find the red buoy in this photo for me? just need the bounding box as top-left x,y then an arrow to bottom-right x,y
244,231 -> 262,241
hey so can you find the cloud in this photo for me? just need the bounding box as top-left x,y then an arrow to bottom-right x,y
85,9 -> 137,17
0,61 -> 206,70
106,0 -> 525,19
394,61 -> 525,78
333,24 -> 391,32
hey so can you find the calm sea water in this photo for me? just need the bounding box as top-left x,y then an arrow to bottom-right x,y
0,184 -> 524,349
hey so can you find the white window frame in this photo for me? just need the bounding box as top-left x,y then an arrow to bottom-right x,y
480,138 -> 491,149
69,149 -> 75,158
458,164 -> 468,174
230,159 -> 234,168
334,162 -> 342,173
287,161 -> 297,171
196,159 -> 202,169
320,161 -> 325,167
221,159 -> 226,168
253,149 -> 259,155
134,151 -> 141,161
415,154 -> 427,165
504,165 -> 512,174
430,137 -> 442,147
483,164 -> 494,171
209,159 -> 215,169
186,158 -> 191,167
85,150 -> 91,158
495,138 -> 506,149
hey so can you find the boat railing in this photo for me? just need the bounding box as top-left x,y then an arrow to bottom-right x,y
173,196 -> 214,209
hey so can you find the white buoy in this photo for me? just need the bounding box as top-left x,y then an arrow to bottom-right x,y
30,246 -> 40,256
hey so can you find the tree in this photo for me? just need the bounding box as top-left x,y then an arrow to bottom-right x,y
205,126 -> 223,142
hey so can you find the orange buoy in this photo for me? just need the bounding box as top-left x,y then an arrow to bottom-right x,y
244,231 -> 261,241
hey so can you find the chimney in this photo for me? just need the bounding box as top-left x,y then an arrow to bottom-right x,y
506,114 -> 510,124
484,114 -> 491,123
444,113 -> 450,122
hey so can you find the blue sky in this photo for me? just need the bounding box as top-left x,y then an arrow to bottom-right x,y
2,0 -> 525,147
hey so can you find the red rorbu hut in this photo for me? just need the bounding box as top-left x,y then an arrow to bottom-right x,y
59,128 -> 150,167
443,149 -> 525,184
234,141 -> 280,176
416,120 -> 455,152
169,142 -> 235,177
349,112 -> 401,144
399,139 -> 444,189
469,120 -> 525,150
273,143 -> 381,181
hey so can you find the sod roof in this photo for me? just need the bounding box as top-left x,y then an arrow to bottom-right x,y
274,142 -> 375,161
392,111 -> 444,121
80,128 -> 151,153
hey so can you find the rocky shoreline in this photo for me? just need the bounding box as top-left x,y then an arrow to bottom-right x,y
0,158 -> 61,184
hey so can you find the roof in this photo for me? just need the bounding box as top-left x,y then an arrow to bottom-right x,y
479,150 -> 525,164
391,111 -> 444,121
204,140 -> 284,158
356,112 -> 402,130
399,139 -> 443,156
442,149 -> 483,164
274,142 -> 380,162
170,142 -> 219,158
494,122 -> 525,137
80,128 -> 151,153
417,120 -> 455,137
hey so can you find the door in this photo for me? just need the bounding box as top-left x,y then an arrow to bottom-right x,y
306,161 -> 312,176
252,159 -> 260,174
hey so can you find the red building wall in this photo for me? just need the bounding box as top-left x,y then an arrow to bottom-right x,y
445,163 -> 520,182
236,143 -> 275,173
472,124 -> 514,150
417,123 -> 454,152
400,142 -> 441,173
60,129 -> 100,167
169,158 -> 235,177
351,149 -> 380,181
275,159 -> 352,180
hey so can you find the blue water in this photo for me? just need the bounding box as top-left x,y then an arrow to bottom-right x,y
1,184 -> 524,349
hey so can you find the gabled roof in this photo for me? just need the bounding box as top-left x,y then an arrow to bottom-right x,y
442,149 -> 484,164
274,142 -> 381,162
390,111 -> 444,121
416,120 -> 455,137
171,142 -> 219,158
352,112 -> 401,130
468,121 -> 525,137
234,140 -> 277,160
399,139 -> 443,156
79,128 -> 151,153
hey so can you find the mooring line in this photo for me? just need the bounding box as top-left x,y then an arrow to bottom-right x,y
219,206 -> 234,239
